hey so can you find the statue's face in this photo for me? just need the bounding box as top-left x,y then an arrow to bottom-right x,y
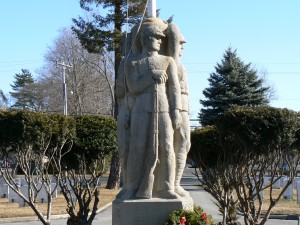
144,35 -> 162,52
179,40 -> 186,57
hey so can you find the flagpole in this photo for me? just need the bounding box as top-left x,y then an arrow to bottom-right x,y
147,0 -> 156,18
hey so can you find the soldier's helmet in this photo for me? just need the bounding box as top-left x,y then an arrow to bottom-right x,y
141,25 -> 165,41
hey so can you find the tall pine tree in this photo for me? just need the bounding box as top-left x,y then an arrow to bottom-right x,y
72,0 -> 147,100
0,89 -> 8,109
72,0 -> 147,189
10,69 -> 36,110
199,48 -> 270,126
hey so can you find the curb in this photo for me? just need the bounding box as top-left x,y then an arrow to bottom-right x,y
0,202 -> 113,224
236,212 -> 300,221
268,214 -> 300,220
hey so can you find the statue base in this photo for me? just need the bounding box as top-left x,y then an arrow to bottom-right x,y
112,196 -> 193,225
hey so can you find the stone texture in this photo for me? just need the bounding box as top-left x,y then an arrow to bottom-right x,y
297,181 -> 300,204
272,177 -> 281,189
263,176 -> 270,187
293,177 -> 300,189
18,186 -> 29,207
8,186 -> 20,203
282,178 -> 293,199
116,18 -> 191,201
114,16 -> 193,223
0,184 -> 8,198
112,196 -> 193,225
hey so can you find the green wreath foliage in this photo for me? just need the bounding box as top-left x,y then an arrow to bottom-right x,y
165,206 -> 217,225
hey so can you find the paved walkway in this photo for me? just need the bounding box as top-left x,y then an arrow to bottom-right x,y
0,168 -> 298,224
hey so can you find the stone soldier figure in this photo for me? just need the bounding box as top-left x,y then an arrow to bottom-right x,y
167,24 -> 191,197
115,57 -> 135,199
124,25 -> 182,199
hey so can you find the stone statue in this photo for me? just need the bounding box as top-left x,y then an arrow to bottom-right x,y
121,25 -> 182,200
115,56 -> 134,199
113,18 -> 193,225
166,24 -> 191,197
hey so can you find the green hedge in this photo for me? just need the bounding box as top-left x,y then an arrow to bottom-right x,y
63,114 -> 117,169
219,106 -> 300,154
189,126 -> 222,168
190,106 -> 300,168
0,110 -> 117,171
0,110 -> 75,156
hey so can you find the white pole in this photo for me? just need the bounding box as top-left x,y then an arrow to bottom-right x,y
147,0 -> 156,18
62,68 -> 67,116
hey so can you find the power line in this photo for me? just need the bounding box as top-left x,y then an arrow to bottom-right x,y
2,60 -> 299,65
183,62 -> 300,65
0,69 -> 41,73
0,59 -> 42,64
0,62 -> 43,68
1,59 -> 299,65
186,70 -> 300,75
271,99 -> 300,101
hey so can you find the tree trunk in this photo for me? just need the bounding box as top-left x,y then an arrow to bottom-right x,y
106,152 -> 121,189
105,1 -> 123,189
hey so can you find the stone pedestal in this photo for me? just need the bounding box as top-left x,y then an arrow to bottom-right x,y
112,196 -> 193,225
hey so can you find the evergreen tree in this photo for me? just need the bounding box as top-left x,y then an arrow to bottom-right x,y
72,0 -> 147,88
72,0 -> 148,116
199,48 -> 270,126
72,0 -> 147,189
0,89 -> 8,109
10,69 -> 36,110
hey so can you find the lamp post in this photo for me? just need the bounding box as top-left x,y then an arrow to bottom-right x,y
56,61 -> 72,116
147,0 -> 156,18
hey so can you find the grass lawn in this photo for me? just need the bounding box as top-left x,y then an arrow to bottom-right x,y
0,186 -> 299,218
260,188 -> 300,215
0,183 -> 119,218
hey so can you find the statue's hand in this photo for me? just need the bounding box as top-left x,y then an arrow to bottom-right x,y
152,70 -> 167,84
172,109 -> 182,129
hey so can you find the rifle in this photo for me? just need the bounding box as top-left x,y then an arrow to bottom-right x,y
135,69 -> 159,199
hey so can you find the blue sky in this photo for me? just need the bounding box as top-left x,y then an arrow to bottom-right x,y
1,1 -> 300,124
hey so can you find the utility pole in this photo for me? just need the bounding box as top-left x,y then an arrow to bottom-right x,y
147,0 -> 156,18
56,61 -> 72,116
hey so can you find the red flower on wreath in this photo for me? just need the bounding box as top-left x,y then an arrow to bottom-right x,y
201,212 -> 207,220
180,216 -> 186,225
